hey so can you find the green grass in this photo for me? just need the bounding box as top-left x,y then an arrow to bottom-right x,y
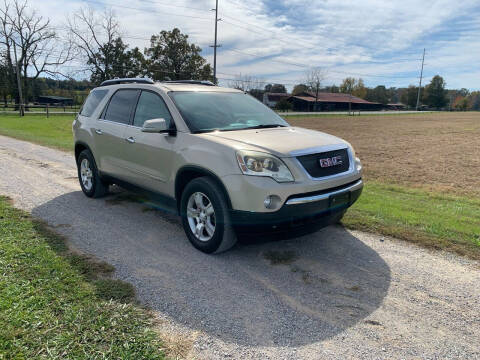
0,196 -> 166,359
343,182 -> 480,260
0,114 -> 74,151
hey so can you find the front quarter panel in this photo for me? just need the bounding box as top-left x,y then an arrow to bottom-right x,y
169,132 -> 241,193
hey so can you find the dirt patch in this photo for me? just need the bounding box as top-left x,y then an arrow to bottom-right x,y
263,250 -> 298,265
288,112 -> 480,197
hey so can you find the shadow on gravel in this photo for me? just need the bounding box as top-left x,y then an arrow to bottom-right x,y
33,189 -> 391,347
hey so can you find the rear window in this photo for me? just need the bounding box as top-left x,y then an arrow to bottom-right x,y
79,89 -> 108,117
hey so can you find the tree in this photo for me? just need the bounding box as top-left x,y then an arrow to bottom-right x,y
400,85 -> 419,108
89,38 -> 147,84
0,0 -> 72,105
68,7 -> 146,84
339,77 -> 365,97
468,91 -> 480,111
145,28 -> 212,82
340,77 -> 365,112
292,83 -> 308,95
305,67 -> 327,110
275,98 -> 292,111
366,85 -> 388,104
0,62 -> 10,105
425,75 -> 447,109
264,83 -> 286,93
453,96 -> 469,111
228,73 -> 264,92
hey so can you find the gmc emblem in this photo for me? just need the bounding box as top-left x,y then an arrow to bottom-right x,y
319,155 -> 343,168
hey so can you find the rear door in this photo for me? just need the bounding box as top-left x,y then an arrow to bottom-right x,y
94,89 -> 140,178
122,90 -> 175,194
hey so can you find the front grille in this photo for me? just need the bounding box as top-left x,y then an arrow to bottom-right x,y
297,148 -> 350,178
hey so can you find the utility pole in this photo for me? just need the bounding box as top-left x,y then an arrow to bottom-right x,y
415,48 -> 425,111
12,42 -> 24,116
210,0 -> 221,84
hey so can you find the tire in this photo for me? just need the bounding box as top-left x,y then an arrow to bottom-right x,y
180,177 -> 237,254
77,149 -> 109,198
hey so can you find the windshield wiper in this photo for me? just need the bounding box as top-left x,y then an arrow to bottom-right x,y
241,124 -> 287,130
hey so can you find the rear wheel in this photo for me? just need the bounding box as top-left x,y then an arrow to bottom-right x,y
77,149 -> 109,198
180,177 -> 237,253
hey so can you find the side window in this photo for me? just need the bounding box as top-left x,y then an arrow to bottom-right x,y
103,89 -> 140,124
80,89 -> 108,117
133,91 -> 173,128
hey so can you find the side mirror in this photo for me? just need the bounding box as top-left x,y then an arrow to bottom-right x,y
141,118 -> 168,133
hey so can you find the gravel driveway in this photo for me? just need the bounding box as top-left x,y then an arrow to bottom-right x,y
1,134 -> 479,359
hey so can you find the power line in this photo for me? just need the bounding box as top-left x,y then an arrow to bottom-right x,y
222,48 -> 423,79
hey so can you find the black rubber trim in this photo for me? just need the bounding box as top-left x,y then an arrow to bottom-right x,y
175,165 -> 233,209
100,173 -> 178,215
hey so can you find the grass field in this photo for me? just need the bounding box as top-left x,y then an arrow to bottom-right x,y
0,196 -> 166,358
0,112 -> 479,259
0,114 -> 73,150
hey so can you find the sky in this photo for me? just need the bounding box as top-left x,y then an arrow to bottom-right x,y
33,0 -> 480,90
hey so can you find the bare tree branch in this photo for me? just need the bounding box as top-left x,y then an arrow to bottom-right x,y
305,67 -> 328,110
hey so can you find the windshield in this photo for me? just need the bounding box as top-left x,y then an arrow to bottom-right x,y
169,91 -> 289,133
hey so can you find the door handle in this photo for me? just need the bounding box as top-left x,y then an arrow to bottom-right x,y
95,129 -> 103,135
125,137 -> 135,143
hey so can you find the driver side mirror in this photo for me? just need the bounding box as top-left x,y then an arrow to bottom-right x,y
141,118 -> 168,133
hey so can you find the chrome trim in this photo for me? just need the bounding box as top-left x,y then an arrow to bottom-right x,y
289,143 -> 348,157
285,179 -> 363,205
291,144 -> 356,182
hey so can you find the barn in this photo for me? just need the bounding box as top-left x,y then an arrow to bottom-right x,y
36,95 -> 74,106
287,92 -> 383,111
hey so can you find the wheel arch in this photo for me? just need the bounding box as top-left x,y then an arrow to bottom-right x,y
175,165 -> 232,211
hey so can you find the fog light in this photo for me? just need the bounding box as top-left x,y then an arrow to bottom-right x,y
264,196 -> 273,209
264,195 -> 281,209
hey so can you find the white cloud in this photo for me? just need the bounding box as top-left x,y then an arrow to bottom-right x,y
32,0 -> 480,89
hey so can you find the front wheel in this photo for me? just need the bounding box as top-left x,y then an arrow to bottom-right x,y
180,177 -> 237,254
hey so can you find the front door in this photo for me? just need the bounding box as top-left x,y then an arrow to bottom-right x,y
122,90 -> 176,194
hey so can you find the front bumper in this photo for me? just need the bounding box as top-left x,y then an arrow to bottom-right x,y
230,179 -> 363,234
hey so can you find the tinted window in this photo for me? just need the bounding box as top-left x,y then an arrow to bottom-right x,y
133,91 -> 173,128
80,89 -> 108,117
103,89 -> 140,124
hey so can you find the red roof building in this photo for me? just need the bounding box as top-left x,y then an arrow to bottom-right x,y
287,91 -> 383,111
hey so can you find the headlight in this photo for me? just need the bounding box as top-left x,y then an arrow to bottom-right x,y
355,157 -> 362,171
236,150 -> 294,183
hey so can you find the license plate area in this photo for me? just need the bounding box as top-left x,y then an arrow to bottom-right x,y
329,191 -> 350,210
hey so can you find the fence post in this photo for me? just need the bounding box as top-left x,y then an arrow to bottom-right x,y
46,104 -> 49,118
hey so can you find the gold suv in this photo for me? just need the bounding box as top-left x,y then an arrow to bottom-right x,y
73,78 -> 363,253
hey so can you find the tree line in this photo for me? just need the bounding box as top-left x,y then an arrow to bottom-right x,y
0,0 -> 213,106
230,70 -> 480,111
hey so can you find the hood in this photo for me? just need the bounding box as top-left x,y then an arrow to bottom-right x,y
202,127 -> 348,157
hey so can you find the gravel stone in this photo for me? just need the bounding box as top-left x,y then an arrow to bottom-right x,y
0,134 -> 479,359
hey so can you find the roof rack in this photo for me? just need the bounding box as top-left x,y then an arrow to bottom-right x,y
163,80 -> 215,86
99,78 -> 154,87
